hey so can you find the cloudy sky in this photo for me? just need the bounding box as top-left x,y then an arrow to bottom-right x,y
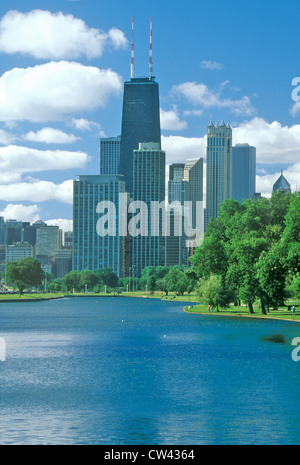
0,0 -> 299,233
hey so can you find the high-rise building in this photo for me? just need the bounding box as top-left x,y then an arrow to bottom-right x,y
205,120 -> 232,231
183,158 -> 204,231
232,144 -> 256,203
132,142 -> 165,277
273,171 -> 291,194
4,220 -> 23,245
36,226 -> 62,258
119,77 -> 161,194
73,174 -> 126,276
100,136 -> 121,175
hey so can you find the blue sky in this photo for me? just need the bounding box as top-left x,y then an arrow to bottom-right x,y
0,0 -> 299,233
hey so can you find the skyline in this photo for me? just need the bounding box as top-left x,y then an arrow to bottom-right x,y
0,0 -> 299,234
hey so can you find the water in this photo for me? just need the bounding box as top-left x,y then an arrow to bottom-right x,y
1,296 -> 300,445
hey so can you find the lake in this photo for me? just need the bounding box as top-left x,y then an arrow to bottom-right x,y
0,296 -> 300,445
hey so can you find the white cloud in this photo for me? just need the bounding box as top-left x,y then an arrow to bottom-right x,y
233,117 -> 300,164
290,101 -> 300,117
172,81 -> 255,116
162,135 -> 206,164
0,61 -> 122,122
200,60 -> 222,70
0,145 -> 89,183
23,128 -> 80,144
256,163 -> 299,197
70,118 -> 101,132
46,218 -> 73,234
0,10 -> 128,59
160,108 -> 187,131
0,180 -> 73,204
0,204 -> 41,222
0,128 -> 16,145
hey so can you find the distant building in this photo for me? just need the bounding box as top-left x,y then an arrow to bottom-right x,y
73,174 -> 126,276
36,226 -> 62,258
273,171 -> 291,194
6,242 -> 34,262
4,220 -> 23,246
64,231 -> 73,249
205,121 -> 232,231
52,249 -> 72,278
100,136 -> 121,175
232,144 -> 256,203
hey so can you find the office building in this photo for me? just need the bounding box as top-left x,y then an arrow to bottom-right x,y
205,120 -> 232,230
132,142 -> 165,277
73,174 -> 125,276
6,242 -> 34,262
36,225 -> 62,258
119,77 -> 161,194
273,171 -> 291,194
232,144 -> 256,203
52,249 -> 72,278
100,136 -> 121,175
183,158 -> 204,231
4,220 -> 23,245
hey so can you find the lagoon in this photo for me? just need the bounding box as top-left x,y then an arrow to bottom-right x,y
0,296 -> 300,445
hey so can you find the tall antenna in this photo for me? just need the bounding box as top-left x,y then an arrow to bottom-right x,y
149,16 -> 153,79
131,16 -> 134,79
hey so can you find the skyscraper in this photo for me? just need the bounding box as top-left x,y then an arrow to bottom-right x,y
73,174 -> 125,276
232,143 -> 256,203
183,158 -> 204,231
273,171 -> 291,194
119,18 -> 161,194
119,77 -> 161,194
132,142 -> 165,277
205,121 -> 232,230
100,136 -> 121,175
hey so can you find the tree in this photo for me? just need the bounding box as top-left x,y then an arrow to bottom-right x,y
97,268 -> 119,289
196,275 -> 235,311
6,257 -> 44,295
79,270 -> 98,292
63,270 -> 82,292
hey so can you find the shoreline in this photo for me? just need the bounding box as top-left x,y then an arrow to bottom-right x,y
183,306 -> 300,324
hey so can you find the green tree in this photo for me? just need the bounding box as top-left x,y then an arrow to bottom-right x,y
79,270 -> 98,292
6,257 -> 44,295
63,270 -> 82,292
196,275 -> 235,311
97,268 -> 119,289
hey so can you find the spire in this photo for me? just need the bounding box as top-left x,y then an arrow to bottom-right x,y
131,16 -> 134,79
149,16 -> 153,79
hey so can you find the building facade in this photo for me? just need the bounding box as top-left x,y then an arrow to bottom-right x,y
232,143 -> 256,203
119,77 -> 161,194
73,174 -> 126,277
205,121 -> 232,230
36,226 -> 62,258
100,136 -> 121,175
132,142 -> 165,277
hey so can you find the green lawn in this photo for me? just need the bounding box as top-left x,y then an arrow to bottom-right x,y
0,292 -> 65,301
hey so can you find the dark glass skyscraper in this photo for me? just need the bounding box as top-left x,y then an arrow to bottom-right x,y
119,77 -> 161,194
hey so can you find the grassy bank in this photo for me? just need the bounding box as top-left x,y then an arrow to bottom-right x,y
184,303 -> 300,322
0,292 -> 65,301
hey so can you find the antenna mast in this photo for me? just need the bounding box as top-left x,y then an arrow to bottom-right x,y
149,16 -> 153,79
131,16 -> 134,79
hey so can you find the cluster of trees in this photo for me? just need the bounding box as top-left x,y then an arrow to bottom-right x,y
48,265 -> 197,296
191,192 -> 300,313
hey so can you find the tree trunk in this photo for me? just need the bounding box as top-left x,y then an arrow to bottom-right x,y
261,300 -> 267,315
248,302 -> 254,314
